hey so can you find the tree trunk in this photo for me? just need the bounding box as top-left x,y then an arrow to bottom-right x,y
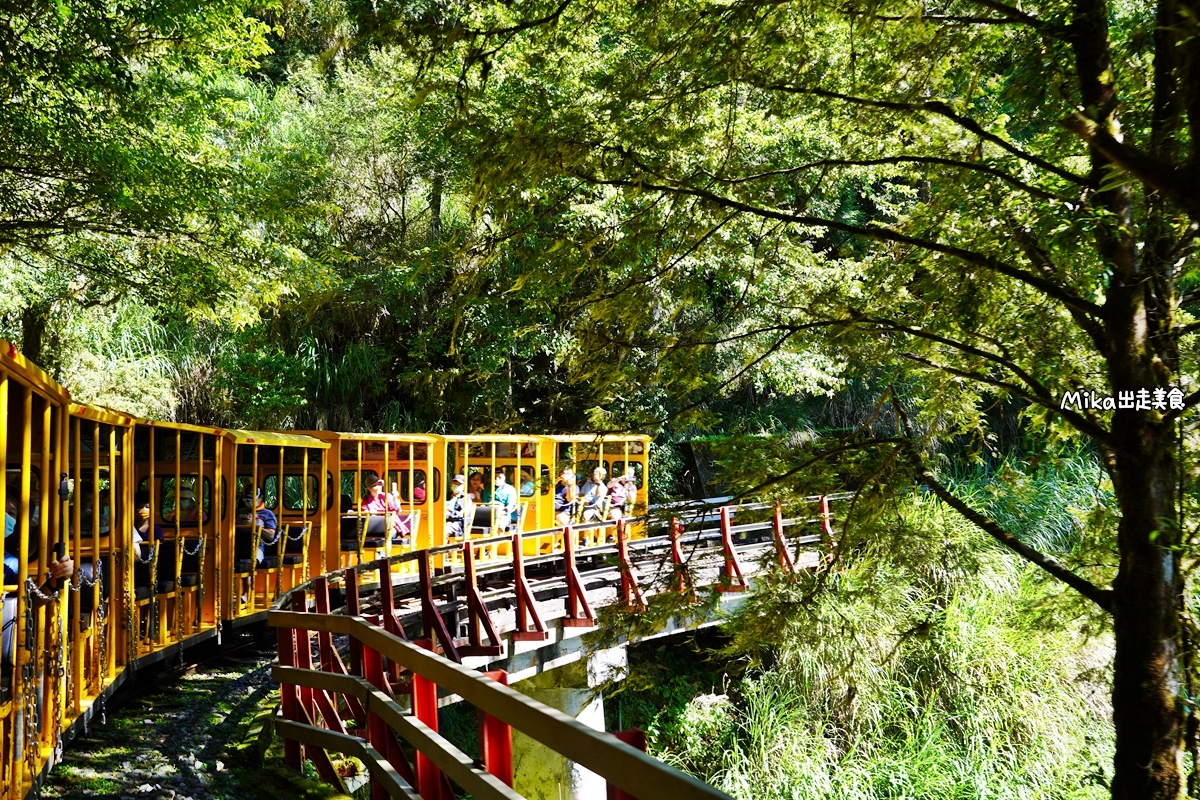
429,172 -> 443,243
20,300 -> 51,368
1109,421 -> 1183,799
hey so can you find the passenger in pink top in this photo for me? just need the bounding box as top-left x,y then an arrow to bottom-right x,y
361,476 -> 410,537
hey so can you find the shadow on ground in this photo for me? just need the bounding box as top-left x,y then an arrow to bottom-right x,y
42,628 -> 350,800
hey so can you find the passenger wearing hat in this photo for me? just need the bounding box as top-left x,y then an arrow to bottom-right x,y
247,489 -> 278,564
445,474 -> 467,540
361,475 -> 410,540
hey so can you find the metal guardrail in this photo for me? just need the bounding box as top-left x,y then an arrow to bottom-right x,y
268,496 -> 837,799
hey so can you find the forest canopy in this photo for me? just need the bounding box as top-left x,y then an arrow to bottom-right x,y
3,0 -> 1200,797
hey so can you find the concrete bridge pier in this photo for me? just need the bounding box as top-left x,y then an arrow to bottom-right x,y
512,647 -> 626,800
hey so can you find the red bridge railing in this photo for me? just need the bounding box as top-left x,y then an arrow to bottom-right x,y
269,496 -> 838,799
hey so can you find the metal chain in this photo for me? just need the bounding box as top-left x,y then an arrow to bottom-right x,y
70,567 -> 100,593
149,547 -> 159,642
96,591 -> 108,696
120,552 -> 139,672
52,599 -> 65,765
196,541 -> 205,637
181,538 -> 203,557
21,591 -> 39,778
25,577 -> 59,604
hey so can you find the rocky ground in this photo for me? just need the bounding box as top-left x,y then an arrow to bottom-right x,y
41,626 -> 351,800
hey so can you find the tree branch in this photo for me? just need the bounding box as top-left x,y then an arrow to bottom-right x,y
892,395 -> 1114,613
749,85 -> 1087,185
701,155 -> 1062,200
575,171 -> 1106,320
1062,112 -> 1200,220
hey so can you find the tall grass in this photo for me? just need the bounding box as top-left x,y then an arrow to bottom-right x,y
623,452 -> 1114,799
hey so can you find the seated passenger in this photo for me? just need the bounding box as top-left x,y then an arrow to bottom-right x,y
607,474 -> 629,521
340,493 -> 355,514
131,491 -> 165,562
164,486 -> 206,524
580,467 -> 607,522
3,486 -> 73,666
491,472 -> 519,531
361,477 -> 410,542
74,482 -> 111,599
519,468 -> 536,498
553,468 -> 578,527
467,472 -> 485,504
413,478 -> 427,504
622,468 -> 638,508
445,475 -> 466,540
246,490 -> 278,563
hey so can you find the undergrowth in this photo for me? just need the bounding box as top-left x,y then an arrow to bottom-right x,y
611,451 -> 1115,799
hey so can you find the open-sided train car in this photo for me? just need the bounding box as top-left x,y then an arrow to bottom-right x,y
551,433 -> 651,538
1,342 -> 71,800
0,339 -> 651,800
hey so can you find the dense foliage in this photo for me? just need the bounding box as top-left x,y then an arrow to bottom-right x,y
4,0 -> 1200,796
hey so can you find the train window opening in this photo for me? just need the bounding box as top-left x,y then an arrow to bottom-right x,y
4,466 -> 42,574
159,476 -> 212,525
611,461 -> 645,489
282,474 -> 319,512
73,479 -> 112,536
340,470 -> 382,501
263,475 -> 279,510
397,471 -> 427,503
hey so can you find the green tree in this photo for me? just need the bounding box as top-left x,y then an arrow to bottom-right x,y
0,1 -> 330,369
392,0 -> 1200,795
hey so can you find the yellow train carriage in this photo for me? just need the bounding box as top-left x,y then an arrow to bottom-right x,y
551,434 -> 651,538
299,432 -> 441,581
64,403 -> 139,722
1,342 -> 71,800
222,430 -> 329,620
443,434 -> 555,556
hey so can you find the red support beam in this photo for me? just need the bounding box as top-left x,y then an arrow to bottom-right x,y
460,540 -> 503,657
717,506 -> 747,592
377,557 -> 407,640
771,501 -> 795,574
607,730 -> 648,800
311,574 -> 367,725
362,644 -> 392,800
344,567 -> 364,677
511,531 -> 549,641
670,518 -> 696,601
562,525 -> 596,627
413,639 -> 447,800
292,591 -> 316,722
478,670 -> 514,787
300,703 -> 343,785
819,495 -> 837,569
313,576 -> 334,670
616,519 -> 646,611
418,550 -> 461,662
276,606 -> 303,771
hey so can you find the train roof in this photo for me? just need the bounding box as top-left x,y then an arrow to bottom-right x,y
298,431 -> 442,444
442,433 -> 550,442
222,429 -> 330,449
0,340 -> 69,400
548,433 -> 652,443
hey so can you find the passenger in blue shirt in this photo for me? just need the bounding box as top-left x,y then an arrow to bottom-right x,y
248,490 -> 279,564
491,472 -> 519,530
